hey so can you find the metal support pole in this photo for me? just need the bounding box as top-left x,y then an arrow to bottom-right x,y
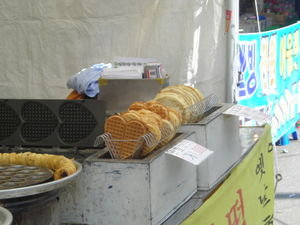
225,0 -> 239,103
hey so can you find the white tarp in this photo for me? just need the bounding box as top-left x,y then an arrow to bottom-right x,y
0,0 -> 227,100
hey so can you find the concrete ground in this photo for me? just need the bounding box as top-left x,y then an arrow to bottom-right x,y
274,136 -> 300,225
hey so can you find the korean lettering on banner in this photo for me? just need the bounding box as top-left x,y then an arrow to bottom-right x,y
236,23 -> 300,142
224,189 -> 246,225
256,141 -> 274,225
209,189 -> 247,225
181,125 -> 274,225
237,40 -> 257,101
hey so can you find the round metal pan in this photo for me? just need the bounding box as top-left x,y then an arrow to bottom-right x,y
0,161 -> 82,200
0,165 -> 53,190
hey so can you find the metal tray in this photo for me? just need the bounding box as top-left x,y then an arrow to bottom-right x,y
0,165 -> 53,190
0,161 -> 82,200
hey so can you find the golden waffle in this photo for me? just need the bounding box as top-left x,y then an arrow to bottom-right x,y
104,115 -> 126,158
154,92 -> 187,112
161,119 -> 176,142
136,109 -> 163,128
144,122 -> 161,143
177,85 -> 205,122
157,119 -> 176,148
154,92 -> 190,123
146,101 -> 169,120
181,85 -> 204,101
122,111 -> 142,122
175,86 -> 200,123
128,101 -> 146,111
125,110 -> 162,157
160,86 -> 194,105
140,122 -> 161,157
171,86 -> 201,122
128,110 -> 143,117
144,100 -> 158,108
167,107 -> 182,127
176,85 -> 199,104
122,120 -> 147,159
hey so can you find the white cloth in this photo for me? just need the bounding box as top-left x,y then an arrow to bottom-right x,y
0,0 -> 227,101
67,63 -> 111,97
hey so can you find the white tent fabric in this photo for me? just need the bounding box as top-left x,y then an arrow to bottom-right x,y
0,0 -> 227,100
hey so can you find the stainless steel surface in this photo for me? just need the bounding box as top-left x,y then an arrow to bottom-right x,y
178,103 -> 241,190
59,132 -> 197,225
162,127 -> 266,225
0,206 -> 13,225
89,132 -> 194,163
185,94 -> 219,123
97,78 -> 168,115
239,126 -> 264,154
0,161 -> 82,199
184,103 -> 232,126
0,165 -> 53,190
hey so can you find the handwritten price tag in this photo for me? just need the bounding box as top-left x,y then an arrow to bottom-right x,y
166,139 -> 213,165
223,104 -> 272,124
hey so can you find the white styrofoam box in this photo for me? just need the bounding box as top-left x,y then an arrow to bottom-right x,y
58,132 -> 197,225
178,104 -> 241,190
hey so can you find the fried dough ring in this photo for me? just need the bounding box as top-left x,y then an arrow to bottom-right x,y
0,152 -> 76,180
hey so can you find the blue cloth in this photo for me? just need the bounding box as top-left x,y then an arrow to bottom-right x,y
67,63 -> 111,97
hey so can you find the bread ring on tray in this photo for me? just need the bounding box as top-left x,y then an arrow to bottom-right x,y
54,166 -> 76,180
0,152 -> 77,180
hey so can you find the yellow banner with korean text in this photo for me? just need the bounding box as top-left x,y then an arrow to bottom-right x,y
182,125 -> 274,225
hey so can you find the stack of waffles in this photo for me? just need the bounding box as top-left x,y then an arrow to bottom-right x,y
104,85 -> 204,159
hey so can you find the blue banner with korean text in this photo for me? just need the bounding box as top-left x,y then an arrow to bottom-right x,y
236,22 -> 300,141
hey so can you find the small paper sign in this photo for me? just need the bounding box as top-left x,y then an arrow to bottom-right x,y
225,10 -> 232,33
166,139 -> 213,165
223,104 -> 272,124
